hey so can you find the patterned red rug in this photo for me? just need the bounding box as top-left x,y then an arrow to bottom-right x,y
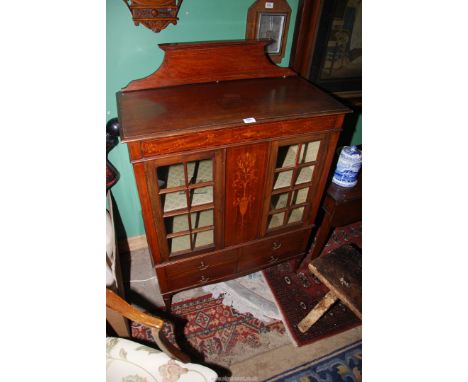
262,221 -> 362,347
131,293 -> 288,367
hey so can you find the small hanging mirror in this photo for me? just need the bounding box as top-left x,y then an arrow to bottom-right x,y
246,0 -> 292,63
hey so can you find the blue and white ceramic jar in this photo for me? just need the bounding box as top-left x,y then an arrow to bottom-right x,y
332,146 -> 362,187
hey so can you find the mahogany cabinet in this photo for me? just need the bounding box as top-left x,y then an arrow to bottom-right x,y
117,40 -> 351,310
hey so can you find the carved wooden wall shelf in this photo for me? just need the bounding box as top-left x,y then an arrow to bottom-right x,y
123,0 -> 183,33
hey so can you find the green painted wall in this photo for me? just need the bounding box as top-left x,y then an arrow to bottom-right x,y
350,114 -> 362,146
107,0 -> 299,239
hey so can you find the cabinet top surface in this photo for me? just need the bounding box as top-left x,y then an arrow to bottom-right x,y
118,76 -> 351,142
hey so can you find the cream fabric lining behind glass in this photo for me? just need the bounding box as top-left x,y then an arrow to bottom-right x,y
271,192 -> 288,209
276,141 -> 320,168
274,170 -> 293,189
300,140 -> 320,163
274,141 -> 319,189
165,160 -> 213,187
268,212 -> 285,229
162,160 -> 214,253
269,141 -> 319,229
278,144 -> 299,167
162,161 -> 214,212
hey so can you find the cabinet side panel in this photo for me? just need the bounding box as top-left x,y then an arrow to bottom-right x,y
132,162 -> 163,264
127,142 -> 142,161
306,130 -> 342,226
309,115 -> 346,218
224,142 -> 269,246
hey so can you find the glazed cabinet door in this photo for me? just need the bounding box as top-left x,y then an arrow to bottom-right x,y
144,150 -> 224,262
261,133 -> 329,235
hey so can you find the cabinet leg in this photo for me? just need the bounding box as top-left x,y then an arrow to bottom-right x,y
163,294 -> 173,312
298,211 -> 334,270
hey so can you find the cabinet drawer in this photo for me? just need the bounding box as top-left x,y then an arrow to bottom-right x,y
238,230 -> 309,270
161,249 -> 238,291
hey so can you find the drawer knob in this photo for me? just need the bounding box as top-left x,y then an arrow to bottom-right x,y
268,256 -> 279,264
198,261 -> 209,271
199,275 -> 210,284
272,241 -> 282,250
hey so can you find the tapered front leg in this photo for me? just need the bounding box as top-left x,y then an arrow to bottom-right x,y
298,211 -> 333,270
163,294 -> 173,312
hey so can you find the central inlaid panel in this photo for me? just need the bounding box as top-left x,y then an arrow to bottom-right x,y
224,142 -> 269,246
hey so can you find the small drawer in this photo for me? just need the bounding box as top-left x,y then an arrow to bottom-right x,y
238,230 -> 309,270
161,249 -> 238,291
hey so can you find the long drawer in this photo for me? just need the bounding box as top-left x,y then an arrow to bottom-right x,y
157,228 -> 310,294
158,248 -> 238,292
238,229 -> 309,271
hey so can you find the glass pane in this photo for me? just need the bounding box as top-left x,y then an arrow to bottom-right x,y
189,186 -> 213,207
257,13 -> 286,54
168,235 -> 191,254
276,145 -> 299,168
288,207 -> 305,224
291,188 -> 309,205
157,163 -> 185,190
273,170 -> 293,189
299,141 -> 321,163
187,159 -> 213,185
164,214 -> 189,234
295,166 -> 315,185
268,212 -> 285,230
162,191 -> 187,212
193,230 -> 214,248
191,209 -> 214,229
270,192 -> 289,210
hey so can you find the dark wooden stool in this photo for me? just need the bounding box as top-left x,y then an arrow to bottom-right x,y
298,245 -> 361,333
299,176 -> 361,269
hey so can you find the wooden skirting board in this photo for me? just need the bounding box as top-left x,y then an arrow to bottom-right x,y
119,234 -> 148,254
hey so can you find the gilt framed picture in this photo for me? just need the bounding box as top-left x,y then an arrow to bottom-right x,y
309,0 -> 362,93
